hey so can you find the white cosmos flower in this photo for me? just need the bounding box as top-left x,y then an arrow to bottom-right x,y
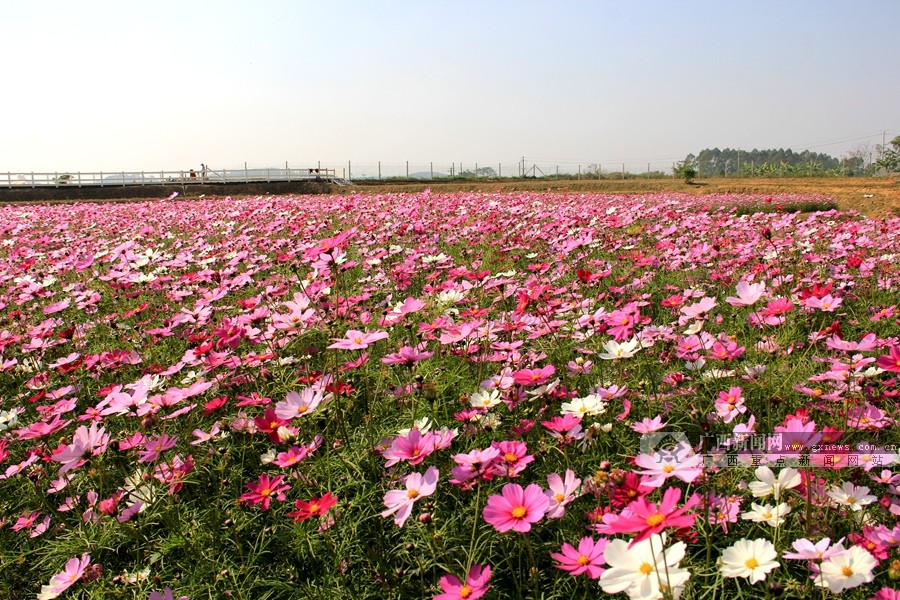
721,538 -> 779,584
600,533 -> 690,600
560,394 -> 606,417
817,546 -> 876,593
741,502 -> 791,527
826,482 -> 876,511
598,338 -> 641,360
748,466 -> 801,500
469,389 -> 502,410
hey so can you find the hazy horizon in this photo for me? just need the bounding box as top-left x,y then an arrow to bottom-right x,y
1,0 -> 898,174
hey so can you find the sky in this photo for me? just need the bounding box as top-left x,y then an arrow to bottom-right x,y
1,0 -> 898,175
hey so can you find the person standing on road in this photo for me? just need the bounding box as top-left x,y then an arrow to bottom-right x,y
201,163 -> 208,181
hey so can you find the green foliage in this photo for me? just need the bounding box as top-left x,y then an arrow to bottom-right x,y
673,161 -> 697,184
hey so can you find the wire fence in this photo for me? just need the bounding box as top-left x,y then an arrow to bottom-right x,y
1,158 -> 686,189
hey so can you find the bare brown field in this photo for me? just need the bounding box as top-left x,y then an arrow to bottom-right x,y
3,177 -> 899,218
347,176 -> 900,218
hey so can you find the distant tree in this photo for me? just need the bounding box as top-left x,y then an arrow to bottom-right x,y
459,166 -> 498,178
673,160 -> 697,184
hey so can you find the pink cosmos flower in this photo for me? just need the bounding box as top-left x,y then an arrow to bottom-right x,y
288,492 -> 338,522
148,588 -> 189,600
434,564 -> 491,600
488,440 -> 534,478
327,329 -> 389,350
272,437 -> 322,468
449,446 -> 501,487
726,281 -> 766,307
52,423 -> 109,475
512,364 -> 556,386
483,483 -> 549,533
382,428 -> 453,467
137,434 -> 177,464
38,553 -> 90,599
634,448 -> 704,488
381,345 -> 435,365
876,346 -> 900,373
380,466 -> 439,527
804,294 -> 842,312
544,469 -> 581,518
275,387 -> 325,420
609,486 -> 700,545
552,537 -> 608,579
631,415 -> 668,434
239,473 -> 290,511
541,414 -> 584,445
782,537 -> 847,562
680,296 -> 717,320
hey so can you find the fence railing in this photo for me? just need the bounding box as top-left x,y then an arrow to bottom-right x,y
2,167 -> 339,188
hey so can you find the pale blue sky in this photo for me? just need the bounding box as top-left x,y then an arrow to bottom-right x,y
1,0 -> 898,174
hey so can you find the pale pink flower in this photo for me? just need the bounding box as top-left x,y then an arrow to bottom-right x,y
380,466 -> 439,527
38,553 -> 90,599
726,281 -> 766,307
544,469 -> 581,518
327,329 -> 389,350
634,448 -> 704,488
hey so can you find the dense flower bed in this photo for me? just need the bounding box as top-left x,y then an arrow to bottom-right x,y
0,192 -> 898,599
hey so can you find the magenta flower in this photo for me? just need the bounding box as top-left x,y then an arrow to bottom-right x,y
380,466 -> 439,527
53,423 -> 109,475
382,428 -> 442,467
608,486 -> 700,545
381,345 -> 435,365
552,537 -> 608,579
148,587 -> 190,600
434,564 -> 491,600
876,346 -> 900,373
512,364 -> 556,386
450,446 -> 501,487
327,329 -> 389,350
483,483 -> 549,533
39,553 -> 90,599
137,433 -> 177,464
239,473 -> 291,511
488,440 -> 534,478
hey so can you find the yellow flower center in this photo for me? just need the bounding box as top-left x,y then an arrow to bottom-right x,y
577,555 -> 590,566
353,337 -> 363,345
407,489 -> 420,499
762,512 -> 773,519
459,586 -> 473,598
847,497 -> 856,504
309,503 -> 320,514
511,506 -> 527,518
504,453 -> 518,463
745,558 -> 759,569
662,465 -> 675,473
842,566 -> 853,577
639,562 -> 654,575
554,493 -> 565,502
646,513 -> 665,526
260,488 -> 272,497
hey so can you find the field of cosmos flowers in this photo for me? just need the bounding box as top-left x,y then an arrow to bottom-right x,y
0,190 -> 899,600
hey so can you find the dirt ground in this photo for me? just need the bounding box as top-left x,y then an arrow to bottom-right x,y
3,177 -> 899,219
346,176 -> 900,219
